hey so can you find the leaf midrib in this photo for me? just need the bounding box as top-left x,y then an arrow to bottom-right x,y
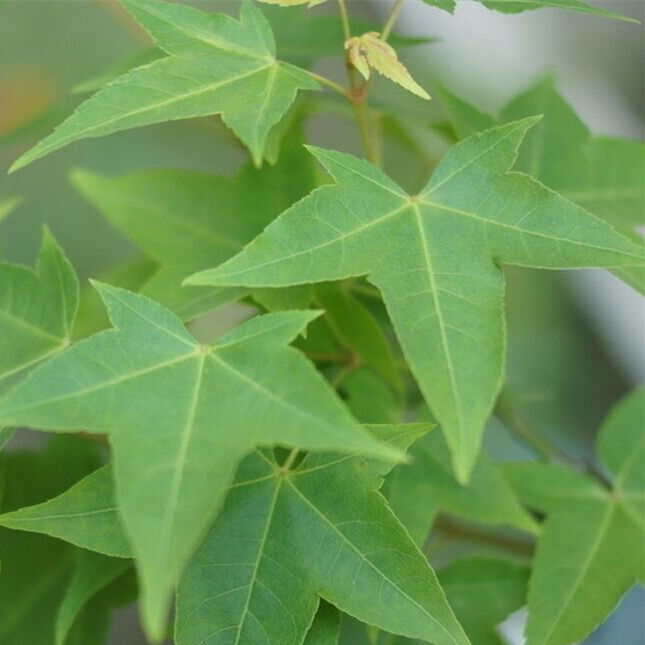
285,479 -> 461,645
538,502 -> 615,644
34,62 -> 272,158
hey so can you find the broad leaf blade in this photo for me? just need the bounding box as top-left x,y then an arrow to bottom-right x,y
71,123 -> 316,321
187,121 -> 644,481
9,0 -> 318,172
0,286 -> 399,640
176,426 -> 469,645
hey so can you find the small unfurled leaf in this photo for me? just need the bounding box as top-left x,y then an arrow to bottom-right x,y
55,550 -> 131,645
0,285 -> 400,640
186,120 -> 645,482
10,0 -> 319,171
386,430 -> 537,546
0,228 -> 78,387
438,557 -> 529,645
71,125 -> 315,321
503,388 -> 645,645
346,32 -> 430,100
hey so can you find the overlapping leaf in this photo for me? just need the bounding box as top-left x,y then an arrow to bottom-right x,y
438,77 -> 645,292
0,284 -> 399,639
9,0 -> 319,172
386,430 -> 537,546
422,0 -> 635,21
71,126 -> 315,322
345,32 -> 430,100
55,550 -> 131,645
503,388 -> 645,645
187,119 -> 645,482
438,557 -> 529,645
0,436 -> 103,645
0,425 -> 470,645
0,228 -> 78,388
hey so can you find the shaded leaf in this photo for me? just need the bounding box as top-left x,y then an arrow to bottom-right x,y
438,557 -> 529,645
503,388 -> 645,645
303,601 -> 341,645
175,424 -> 469,645
385,430 -> 537,546
0,285 -> 400,640
0,437 -> 100,645
71,125 -> 316,321
55,550 -> 131,645
0,228 -> 78,387
187,120 -> 644,482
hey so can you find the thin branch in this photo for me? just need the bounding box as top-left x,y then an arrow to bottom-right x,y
304,70 -> 352,100
432,515 -> 536,560
381,0 -> 407,42
496,391 -> 613,490
336,0 -> 352,41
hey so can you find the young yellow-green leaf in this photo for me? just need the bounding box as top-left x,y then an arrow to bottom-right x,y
55,550 -> 131,645
346,32 -> 430,100
422,0 -> 636,22
176,424 -> 470,645
9,0 -> 319,172
186,119 -> 644,482
303,602 -> 341,645
0,228 -> 78,387
438,557 -> 530,645
386,431 -> 537,546
503,388 -> 645,645
0,284 -> 400,640
439,77 -> 645,292
71,126 -> 315,321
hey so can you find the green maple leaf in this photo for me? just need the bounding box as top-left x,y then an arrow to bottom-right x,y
0,425 -> 469,645
385,430 -> 537,546
422,0 -> 636,21
0,284 -> 399,640
438,77 -> 645,292
0,228 -> 78,387
302,602 -> 340,645
186,118 -> 645,482
503,388 -> 645,645
175,424 -> 469,645
55,550 -> 131,645
9,0 -> 319,172
437,557 -> 530,645
71,126 -> 316,322
0,436 -> 102,645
